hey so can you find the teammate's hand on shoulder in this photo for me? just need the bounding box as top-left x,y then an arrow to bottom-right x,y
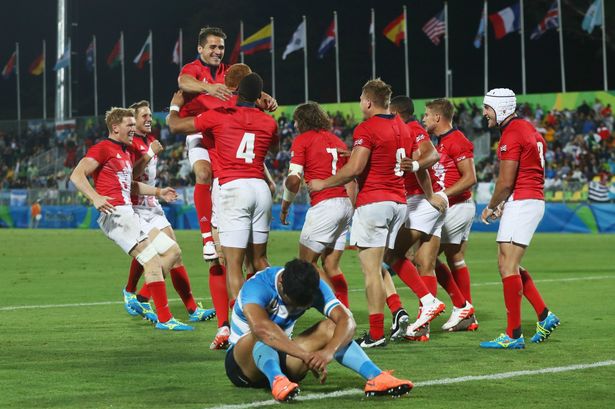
93,195 -> 115,214
170,90 -> 185,107
159,187 -> 178,203
206,83 -> 232,101
308,179 -> 325,193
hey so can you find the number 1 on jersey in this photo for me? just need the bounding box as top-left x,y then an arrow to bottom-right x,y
236,132 -> 256,163
325,148 -> 339,175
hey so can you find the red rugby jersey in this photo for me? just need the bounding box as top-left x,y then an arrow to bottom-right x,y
194,104 -> 278,184
85,139 -> 133,206
352,114 -> 413,207
179,59 -> 229,117
497,118 -> 545,201
129,134 -> 160,208
403,120 -> 442,196
434,128 -> 474,206
289,130 -> 349,206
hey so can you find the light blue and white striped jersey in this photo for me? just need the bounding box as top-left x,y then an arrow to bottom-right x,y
229,266 -> 342,345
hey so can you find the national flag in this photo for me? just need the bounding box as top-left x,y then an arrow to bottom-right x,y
422,10 -> 446,46
474,6 -> 486,48
29,53 -> 44,76
282,20 -> 306,60
383,13 -> 405,46
107,37 -> 122,68
54,40 -> 71,71
85,40 -> 95,71
582,0 -> 602,34
2,51 -> 16,79
172,38 -> 181,65
318,20 -> 335,59
489,2 -> 521,40
530,1 -> 559,40
229,30 -> 241,64
241,23 -> 272,55
133,33 -> 151,69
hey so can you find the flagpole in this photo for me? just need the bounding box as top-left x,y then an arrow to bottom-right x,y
557,0 -> 566,92
403,5 -> 409,96
93,35 -> 99,117
601,0 -> 608,91
484,0 -> 488,94
271,17 -> 276,99
334,11 -> 341,103
43,40 -> 47,119
16,42 -> 21,136
371,8 -> 376,80
444,1 -> 450,97
179,28 -> 183,69
149,30 -> 154,111
121,31 -> 126,106
303,15 -> 308,103
520,0 -> 526,94
240,21 -> 244,64
68,38 -> 72,118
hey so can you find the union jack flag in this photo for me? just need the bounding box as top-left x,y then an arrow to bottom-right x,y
530,1 -> 559,40
422,10 -> 446,46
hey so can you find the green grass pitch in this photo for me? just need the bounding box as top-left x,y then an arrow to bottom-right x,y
1,229 -> 614,408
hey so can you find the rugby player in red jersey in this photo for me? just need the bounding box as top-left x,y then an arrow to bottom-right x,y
70,108 -> 192,331
280,102 -> 355,308
309,79 -> 446,348
423,98 -> 478,332
178,27 -> 276,261
168,73 -> 279,347
121,100 -> 216,324
480,88 -> 560,349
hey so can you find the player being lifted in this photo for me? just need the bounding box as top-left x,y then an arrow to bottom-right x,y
70,108 -> 192,331
168,73 -> 279,320
280,102 -> 355,308
121,100 -> 216,324
225,259 -> 413,402
480,88 -> 560,349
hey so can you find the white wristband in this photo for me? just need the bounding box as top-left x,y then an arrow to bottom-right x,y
169,105 -> 180,113
411,160 -> 420,172
282,185 -> 296,202
147,144 -> 156,158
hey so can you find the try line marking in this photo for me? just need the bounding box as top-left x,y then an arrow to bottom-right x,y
211,359 -> 615,409
2,275 -> 614,312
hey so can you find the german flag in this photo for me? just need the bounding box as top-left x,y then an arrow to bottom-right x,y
29,53 -> 44,76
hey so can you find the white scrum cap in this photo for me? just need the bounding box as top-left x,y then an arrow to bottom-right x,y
483,88 -> 517,124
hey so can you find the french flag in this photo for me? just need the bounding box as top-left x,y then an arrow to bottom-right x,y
489,2 -> 520,40
318,20 -> 335,59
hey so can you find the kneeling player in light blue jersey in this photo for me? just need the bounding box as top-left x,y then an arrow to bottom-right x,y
224,259 -> 413,402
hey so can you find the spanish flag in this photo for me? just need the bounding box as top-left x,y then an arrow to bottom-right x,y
383,13 -> 405,46
29,53 -> 45,76
241,23 -> 272,55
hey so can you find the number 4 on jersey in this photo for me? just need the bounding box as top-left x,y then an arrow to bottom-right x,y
236,132 -> 256,163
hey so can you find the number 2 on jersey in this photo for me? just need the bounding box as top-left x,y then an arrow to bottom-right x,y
325,148 -> 338,175
236,132 -> 256,163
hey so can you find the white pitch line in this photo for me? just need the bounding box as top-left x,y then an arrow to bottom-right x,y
1,275 -> 614,312
211,360 -> 615,409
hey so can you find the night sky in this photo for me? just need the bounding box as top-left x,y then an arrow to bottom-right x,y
0,0 -> 613,120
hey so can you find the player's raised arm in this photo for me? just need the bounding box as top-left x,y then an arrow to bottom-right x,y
70,157 -> 115,214
167,91 -> 199,134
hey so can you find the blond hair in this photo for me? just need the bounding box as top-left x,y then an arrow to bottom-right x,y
425,98 -> 455,121
105,107 -> 134,133
362,78 -> 392,109
129,100 -> 150,116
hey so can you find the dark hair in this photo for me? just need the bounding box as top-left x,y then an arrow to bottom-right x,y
281,259 -> 320,307
198,27 -> 227,46
293,102 -> 332,133
362,78 -> 392,108
237,73 -> 263,102
426,98 -> 455,120
390,95 -> 415,118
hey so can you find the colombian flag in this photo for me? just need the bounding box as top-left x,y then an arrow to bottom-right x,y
383,13 -> 405,46
241,23 -> 272,55
29,53 -> 45,76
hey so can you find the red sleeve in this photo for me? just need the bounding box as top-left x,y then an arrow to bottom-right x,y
194,111 -> 217,133
289,135 -> 306,166
180,62 -> 200,78
499,130 -> 522,161
271,122 -> 279,146
414,131 -> 429,153
399,123 -> 415,154
85,142 -> 107,164
450,138 -> 474,163
353,123 -> 373,150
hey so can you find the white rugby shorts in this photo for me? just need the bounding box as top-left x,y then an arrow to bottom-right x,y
97,205 -> 148,254
441,200 -> 475,245
349,201 -> 407,249
300,197 -> 353,254
496,199 -> 545,246
134,205 -> 171,234
186,134 -> 211,168
405,194 -> 446,238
